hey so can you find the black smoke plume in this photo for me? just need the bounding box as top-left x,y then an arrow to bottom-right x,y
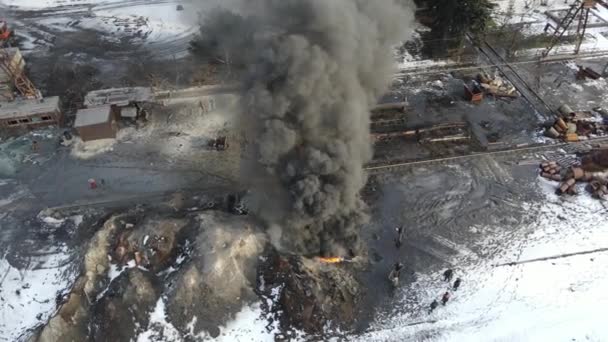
193,0 -> 413,255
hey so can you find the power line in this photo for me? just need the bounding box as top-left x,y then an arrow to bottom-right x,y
396,50 -> 608,76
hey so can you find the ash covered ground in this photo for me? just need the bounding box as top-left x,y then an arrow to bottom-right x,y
2,0 -> 608,341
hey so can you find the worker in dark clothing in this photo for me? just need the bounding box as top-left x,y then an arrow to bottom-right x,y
429,299 -> 439,313
443,269 -> 454,282
441,291 -> 451,306
453,278 -> 462,291
395,226 -> 405,248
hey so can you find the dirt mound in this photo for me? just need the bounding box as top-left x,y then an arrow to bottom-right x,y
165,212 -> 267,336
33,214 -> 128,342
31,209 -> 269,341
91,269 -> 159,341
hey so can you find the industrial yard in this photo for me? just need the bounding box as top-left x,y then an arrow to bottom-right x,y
1,0 -> 608,341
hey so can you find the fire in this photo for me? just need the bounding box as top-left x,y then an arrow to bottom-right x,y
317,256 -> 344,264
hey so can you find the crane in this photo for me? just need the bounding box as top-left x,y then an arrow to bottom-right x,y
542,0 -> 597,57
0,20 -> 14,48
0,48 -> 41,100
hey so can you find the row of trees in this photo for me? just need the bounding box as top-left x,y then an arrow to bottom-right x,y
416,0 -> 496,57
190,1 -> 498,66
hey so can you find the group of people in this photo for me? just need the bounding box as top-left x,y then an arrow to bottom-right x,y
388,226 -> 407,287
429,269 -> 462,313
388,226 -> 464,313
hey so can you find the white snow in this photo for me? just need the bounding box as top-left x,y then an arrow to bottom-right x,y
2,0 -> 199,54
136,282 -> 302,342
136,297 -> 183,342
0,0 -> 125,9
355,174 -> 608,341
40,216 -> 66,227
136,300 -> 292,342
0,247 -> 75,341
37,212 -> 83,228
71,214 -> 83,227
107,259 -> 137,283
97,259 -> 138,301
210,302 -> 283,342
70,137 -> 115,160
0,185 -> 31,207
494,0 -> 608,56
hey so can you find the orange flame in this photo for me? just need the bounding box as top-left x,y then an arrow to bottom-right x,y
317,257 -> 344,264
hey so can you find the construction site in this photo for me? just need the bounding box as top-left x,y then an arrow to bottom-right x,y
1,0 -> 608,341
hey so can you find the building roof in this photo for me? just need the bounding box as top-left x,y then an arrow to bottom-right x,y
0,96 -> 60,120
120,106 -> 137,118
74,106 -> 112,127
84,87 -> 152,107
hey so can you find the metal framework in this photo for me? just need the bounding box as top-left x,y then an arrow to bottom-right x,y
542,0 -> 597,57
0,48 -> 41,99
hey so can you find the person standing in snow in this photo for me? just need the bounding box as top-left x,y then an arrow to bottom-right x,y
88,178 -> 97,190
429,299 -> 439,313
453,278 -> 462,291
388,262 -> 403,287
441,291 -> 451,305
443,269 -> 454,282
395,226 -> 405,248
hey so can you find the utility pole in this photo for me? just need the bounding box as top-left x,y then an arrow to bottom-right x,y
542,0 -> 597,58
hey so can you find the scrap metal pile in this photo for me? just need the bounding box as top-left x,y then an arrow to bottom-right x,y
463,71 -> 518,103
477,71 -> 518,98
541,149 -> 608,199
544,105 -> 608,142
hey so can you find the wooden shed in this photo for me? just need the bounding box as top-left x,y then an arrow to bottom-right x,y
74,106 -> 117,141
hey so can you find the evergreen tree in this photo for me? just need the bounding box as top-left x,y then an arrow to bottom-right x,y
426,0 -> 496,56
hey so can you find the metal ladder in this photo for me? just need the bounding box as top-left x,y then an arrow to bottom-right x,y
542,0 -> 595,57
0,48 -> 41,100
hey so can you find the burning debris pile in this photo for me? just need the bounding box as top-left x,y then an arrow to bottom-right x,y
541,149 -> 608,199
258,252 -> 361,335
194,0 -> 413,255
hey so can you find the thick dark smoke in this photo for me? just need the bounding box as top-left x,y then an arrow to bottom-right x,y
194,0 -> 413,255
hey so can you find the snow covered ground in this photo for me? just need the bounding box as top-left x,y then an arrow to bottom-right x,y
356,175 -> 608,341
0,0 -> 123,8
0,246 -> 76,341
136,299 -> 287,342
495,0 -> 608,56
2,0 -> 203,58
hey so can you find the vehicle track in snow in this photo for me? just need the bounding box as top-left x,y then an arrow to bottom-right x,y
5,0 -> 197,60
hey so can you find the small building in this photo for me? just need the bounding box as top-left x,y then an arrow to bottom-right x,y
0,96 -> 62,130
74,106 -> 117,142
84,87 -> 152,108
